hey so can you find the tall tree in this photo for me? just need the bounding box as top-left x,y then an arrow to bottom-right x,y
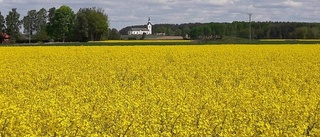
32,8 -> 49,42
22,10 -> 37,36
0,12 -> 5,32
35,8 -> 48,32
75,12 -> 89,42
203,25 -> 212,36
293,27 -> 308,39
5,8 -> 21,43
181,26 -> 190,36
48,7 -> 56,21
108,28 -> 121,40
76,7 -> 109,41
0,12 -> 4,43
46,7 -> 56,40
47,5 -> 75,42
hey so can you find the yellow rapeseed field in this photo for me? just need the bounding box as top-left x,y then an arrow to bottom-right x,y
91,39 -> 192,43
0,45 -> 319,136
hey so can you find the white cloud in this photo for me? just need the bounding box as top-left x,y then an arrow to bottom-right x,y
283,0 -> 303,7
192,0 -> 234,5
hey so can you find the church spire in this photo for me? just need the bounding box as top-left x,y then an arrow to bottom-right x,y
147,17 -> 152,35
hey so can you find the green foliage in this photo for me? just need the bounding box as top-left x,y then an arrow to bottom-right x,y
32,26 -> 49,42
50,5 -> 76,42
22,10 -> 37,35
75,12 -> 89,42
46,7 -> 57,42
5,8 -> 21,43
45,6 -> 76,42
36,8 -> 48,33
155,26 -> 167,34
75,7 -> 109,41
293,27 -> 308,39
140,33 -> 147,40
121,22 -> 320,40
22,9 -> 48,43
2,5 -> 320,43
0,12 -> 5,32
1,6 -> 109,43
189,22 -> 320,40
108,28 -> 121,40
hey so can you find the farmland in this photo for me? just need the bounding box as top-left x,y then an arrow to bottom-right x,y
0,45 -> 320,136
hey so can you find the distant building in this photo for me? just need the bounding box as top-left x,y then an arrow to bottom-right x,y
128,18 -> 152,35
155,33 -> 166,36
0,33 -> 10,44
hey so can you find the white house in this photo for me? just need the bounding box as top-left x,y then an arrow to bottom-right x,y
128,18 -> 152,35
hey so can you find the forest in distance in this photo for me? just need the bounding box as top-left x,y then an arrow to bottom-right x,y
121,21 -> 320,40
1,5 -> 320,44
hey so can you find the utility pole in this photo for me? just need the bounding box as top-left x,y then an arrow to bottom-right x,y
248,13 -> 252,42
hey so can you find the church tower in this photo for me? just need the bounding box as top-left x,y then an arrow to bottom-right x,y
147,17 -> 152,35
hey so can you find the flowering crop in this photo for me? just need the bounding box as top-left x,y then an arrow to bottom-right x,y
94,39 -> 192,43
0,45 -> 319,136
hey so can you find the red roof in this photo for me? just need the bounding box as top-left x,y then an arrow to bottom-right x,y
3,33 -> 10,39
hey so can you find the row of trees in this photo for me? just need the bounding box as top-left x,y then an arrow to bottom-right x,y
2,6 -> 319,42
0,6 -> 112,43
120,22 -> 320,40
189,22 -> 320,39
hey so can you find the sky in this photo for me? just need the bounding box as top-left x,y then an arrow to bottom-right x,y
0,0 -> 319,30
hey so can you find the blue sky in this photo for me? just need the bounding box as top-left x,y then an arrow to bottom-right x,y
0,0 -> 319,30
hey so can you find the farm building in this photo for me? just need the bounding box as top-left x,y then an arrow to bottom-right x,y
0,33 -> 10,44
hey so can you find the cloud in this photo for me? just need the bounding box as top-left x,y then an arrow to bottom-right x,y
283,0 -> 303,7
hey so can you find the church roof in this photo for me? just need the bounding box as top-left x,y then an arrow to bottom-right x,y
130,28 -> 149,31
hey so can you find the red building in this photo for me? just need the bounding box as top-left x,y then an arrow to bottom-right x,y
0,33 -> 10,44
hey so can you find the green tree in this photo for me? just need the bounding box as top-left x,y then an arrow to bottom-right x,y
35,8 -> 47,32
33,8 -> 49,42
155,26 -> 166,34
174,29 -> 181,36
47,5 -> 75,42
74,12 -> 89,42
22,10 -> 37,36
293,27 -> 308,39
76,7 -> 109,41
181,26 -> 190,36
46,7 -> 56,41
190,27 -> 203,39
48,7 -> 56,21
0,12 -> 4,43
32,27 -> 49,42
165,27 -> 174,36
0,12 -> 5,32
306,27 -> 319,39
203,25 -> 212,37
108,28 -> 121,40
5,8 -> 21,43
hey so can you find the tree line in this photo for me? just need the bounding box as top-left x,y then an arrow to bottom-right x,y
0,6 -> 114,43
2,5 -> 319,43
188,21 -> 320,39
120,22 -> 320,40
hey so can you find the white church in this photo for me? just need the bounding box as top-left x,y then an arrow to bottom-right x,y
128,18 -> 152,35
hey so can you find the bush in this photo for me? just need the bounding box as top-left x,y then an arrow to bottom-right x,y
128,36 -> 137,40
